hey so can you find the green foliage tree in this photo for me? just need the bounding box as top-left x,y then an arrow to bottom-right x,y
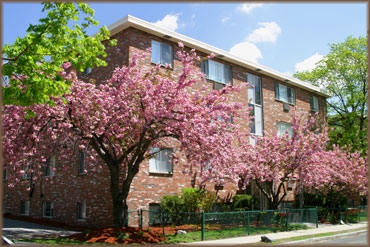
294,36 -> 367,154
2,2 -> 116,106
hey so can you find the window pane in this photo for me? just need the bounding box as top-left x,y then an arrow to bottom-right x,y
161,43 -> 172,65
277,122 -> 292,137
149,148 -> 172,173
254,78 -> 261,105
254,105 -> 263,135
279,84 -> 288,102
151,40 -> 161,64
310,95 -> 319,111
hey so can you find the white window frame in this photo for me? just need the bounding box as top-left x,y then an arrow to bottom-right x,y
275,82 -> 295,105
42,201 -> 54,218
202,60 -> 232,87
277,122 -> 293,138
149,148 -> 173,174
310,95 -> 319,112
151,40 -> 173,67
77,201 -> 86,220
78,151 -> 87,175
248,73 -> 263,137
44,155 -> 55,177
20,200 -> 30,215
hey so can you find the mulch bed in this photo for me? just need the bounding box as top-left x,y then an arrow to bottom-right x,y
3,214 -> 195,244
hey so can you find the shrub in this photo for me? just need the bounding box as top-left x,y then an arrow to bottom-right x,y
231,194 -> 255,211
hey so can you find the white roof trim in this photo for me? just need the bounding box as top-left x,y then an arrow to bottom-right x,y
107,15 -> 330,98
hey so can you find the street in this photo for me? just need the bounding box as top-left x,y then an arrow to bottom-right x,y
309,231 -> 368,245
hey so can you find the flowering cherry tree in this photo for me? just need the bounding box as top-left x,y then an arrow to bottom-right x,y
3,44 -> 249,227
308,145 -> 368,202
238,110 -> 329,209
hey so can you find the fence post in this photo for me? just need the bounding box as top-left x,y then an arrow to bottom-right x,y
315,207 -> 318,228
201,211 -> 205,241
247,211 -> 250,235
285,209 -> 288,231
357,206 -> 360,223
161,211 -> 165,236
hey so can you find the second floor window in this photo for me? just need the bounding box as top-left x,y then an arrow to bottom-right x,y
310,95 -> 319,112
248,73 -> 263,136
78,151 -> 87,175
151,40 -> 173,67
202,60 -> 232,87
44,155 -> 55,177
149,148 -> 173,174
275,82 -> 295,104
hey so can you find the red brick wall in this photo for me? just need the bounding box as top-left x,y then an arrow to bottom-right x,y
3,26 -> 327,228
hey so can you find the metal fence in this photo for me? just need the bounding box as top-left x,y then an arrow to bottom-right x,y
317,205 -> 368,224
132,208 -> 317,240
129,206 -> 367,241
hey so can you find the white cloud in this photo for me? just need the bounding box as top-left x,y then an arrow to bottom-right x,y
238,3 -> 264,14
294,53 -> 324,72
221,16 -> 230,23
152,14 -> 180,32
229,42 -> 263,63
246,22 -> 281,43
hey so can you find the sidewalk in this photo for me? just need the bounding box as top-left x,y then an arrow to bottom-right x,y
183,222 -> 367,245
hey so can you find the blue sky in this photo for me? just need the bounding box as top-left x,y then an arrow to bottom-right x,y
3,2 -> 367,76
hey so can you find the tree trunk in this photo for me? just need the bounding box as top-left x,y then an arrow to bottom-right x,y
108,159 -> 141,227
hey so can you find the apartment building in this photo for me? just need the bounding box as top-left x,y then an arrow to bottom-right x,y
3,15 -> 330,228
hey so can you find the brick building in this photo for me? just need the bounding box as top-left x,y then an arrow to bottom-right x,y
3,15 -> 330,227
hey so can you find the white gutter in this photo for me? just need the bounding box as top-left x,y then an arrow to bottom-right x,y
107,15 -> 330,98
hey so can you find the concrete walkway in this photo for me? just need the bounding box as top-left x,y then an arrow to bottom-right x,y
2,218 -> 80,241
184,222 -> 368,245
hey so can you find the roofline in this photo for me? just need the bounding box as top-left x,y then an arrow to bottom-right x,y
107,15 -> 331,98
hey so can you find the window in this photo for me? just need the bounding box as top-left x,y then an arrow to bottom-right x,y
248,73 -> 263,136
22,165 -> 32,180
42,201 -> 54,217
3,166 -> 7,181
310,95 -> 319,112
44,156 -> 55,177
20,200 -> 30,215
77,201 -> 86,220
149,148 -> 173,174
149,203 -> 161,226
201,60 -> 232,87
287,180 -> 295,191
78,151 -> 87,175
151,40 -> 173,67
274,82 -> 295,104
277,122 -> 293,138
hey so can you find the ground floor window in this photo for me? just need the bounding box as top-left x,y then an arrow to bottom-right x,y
20,200 -> 30,215
77,201 -> 86,220
42,201 -> 54,217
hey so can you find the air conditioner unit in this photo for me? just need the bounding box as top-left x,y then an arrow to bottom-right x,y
283,103 -> 290,111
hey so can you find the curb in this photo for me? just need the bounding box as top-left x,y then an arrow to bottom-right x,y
280,230 -> 368,245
